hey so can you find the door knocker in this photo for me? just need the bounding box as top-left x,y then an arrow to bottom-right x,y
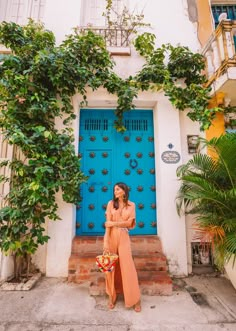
129,159 -> 138,169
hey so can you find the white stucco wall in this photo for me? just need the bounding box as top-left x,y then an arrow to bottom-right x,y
35,111 -> 79,277
155,95 -> 188,276
43,0 -> 82,45
43,0 -> 201,50
0,254 -> 14,281
130,0 -> 200,51
45,194 -> 75,277
0,141 -> 14,281
179,111 -> 204,274
225,257 -> 236,290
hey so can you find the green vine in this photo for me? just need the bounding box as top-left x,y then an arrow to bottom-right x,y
0,20 -> 115,279
0,10 -> 224,278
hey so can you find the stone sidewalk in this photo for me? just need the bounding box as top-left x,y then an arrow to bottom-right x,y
0,274 -> 236,331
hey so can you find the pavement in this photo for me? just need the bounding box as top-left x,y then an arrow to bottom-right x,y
0,273 -> 236,331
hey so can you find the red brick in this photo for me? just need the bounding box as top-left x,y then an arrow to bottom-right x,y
68,235 -> 172,296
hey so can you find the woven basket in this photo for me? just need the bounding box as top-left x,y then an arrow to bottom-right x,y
96,253 -> 119,273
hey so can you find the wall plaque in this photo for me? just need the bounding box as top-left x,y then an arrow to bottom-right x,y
161,151 -> 180,164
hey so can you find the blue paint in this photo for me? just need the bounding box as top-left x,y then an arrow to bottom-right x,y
76,109 -> 157,236
212,5 -> 236,28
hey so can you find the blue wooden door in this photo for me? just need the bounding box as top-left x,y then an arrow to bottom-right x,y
76,109 -> 157,236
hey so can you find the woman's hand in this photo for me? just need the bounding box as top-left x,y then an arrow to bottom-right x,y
105,221 -> 114,228
103,240 -> 109,253
103,246 -> 109,254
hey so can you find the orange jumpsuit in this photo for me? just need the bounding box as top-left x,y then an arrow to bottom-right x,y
104,200 -> 140,307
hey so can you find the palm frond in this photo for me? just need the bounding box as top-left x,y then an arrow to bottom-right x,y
225,233 -> 236,255
176,133 -> 236,268
221,218 -> 236,232
201,133 -> 236,187
177,175 -> 234,215
193,223 -> 225,243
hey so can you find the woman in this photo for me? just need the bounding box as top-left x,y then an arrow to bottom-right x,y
103,182 -> 141,312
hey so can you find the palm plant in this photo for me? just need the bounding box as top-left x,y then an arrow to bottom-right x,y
176,133 -> 236,269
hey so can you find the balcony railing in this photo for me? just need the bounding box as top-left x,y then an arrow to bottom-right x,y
80,27 -> 132,49
202,20 -> 236,86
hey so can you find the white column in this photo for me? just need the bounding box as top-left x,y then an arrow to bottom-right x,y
45,103 -> 79,277
212,40 -> 221,71
0,136 -> 14,280
45,194 -> 75,277
205,50 -> 214,77
0,254 -> 14,281
154,94 -> 188,276
225,31 -> 234,59
218,34 -> 225,62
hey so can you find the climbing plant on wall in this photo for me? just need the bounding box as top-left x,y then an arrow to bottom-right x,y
134,34 -> 215,130
0,13 -> 219,279
0,20 -> 114,279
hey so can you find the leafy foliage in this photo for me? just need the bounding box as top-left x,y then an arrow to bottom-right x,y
134,38 -> 215,130
0,21 -> 115,278
104,0 -> 216,131
176,134 -> 236,268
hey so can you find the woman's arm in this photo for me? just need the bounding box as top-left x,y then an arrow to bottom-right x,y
105,202 -> 136,229
103,228 -> 110,252
103,201 -> 112,252
106,218 -> 134,229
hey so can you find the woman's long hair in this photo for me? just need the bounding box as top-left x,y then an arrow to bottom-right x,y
113,182 -> 129,210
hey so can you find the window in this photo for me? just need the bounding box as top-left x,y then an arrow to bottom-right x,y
212,4 -> 236,27
81,0 -> 128,27
0,0 -> 46,25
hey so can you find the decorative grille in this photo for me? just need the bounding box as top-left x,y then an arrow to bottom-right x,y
84,119 -> 108,131
191,242 -> 213,266
124,119 -> 148,131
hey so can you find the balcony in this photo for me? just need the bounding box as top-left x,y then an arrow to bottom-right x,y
80,27 -> 132,56
202,20 -> 236,105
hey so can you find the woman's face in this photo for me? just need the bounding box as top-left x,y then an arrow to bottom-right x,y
114,185 -> 125,200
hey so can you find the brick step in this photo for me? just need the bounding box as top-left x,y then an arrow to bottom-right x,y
139,271 -> 172,296
71,235 -> 163,255
68,253 -> 97,282
89,270 -> 172,296
131,236 -> 163,254
68,235 -> 172,295
68,252 -> 169,282
133,253 -> 168,272
71,237 -> 103,254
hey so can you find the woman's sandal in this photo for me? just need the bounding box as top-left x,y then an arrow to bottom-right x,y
134,300 -> 141,312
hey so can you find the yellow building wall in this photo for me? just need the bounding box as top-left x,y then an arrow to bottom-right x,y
196,0 -> 214,46
196,1 -> 225,153
205,93 -> 226,157
205,113 -> 225,141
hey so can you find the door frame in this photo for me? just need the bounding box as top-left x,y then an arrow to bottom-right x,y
76,107 -> 158,236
